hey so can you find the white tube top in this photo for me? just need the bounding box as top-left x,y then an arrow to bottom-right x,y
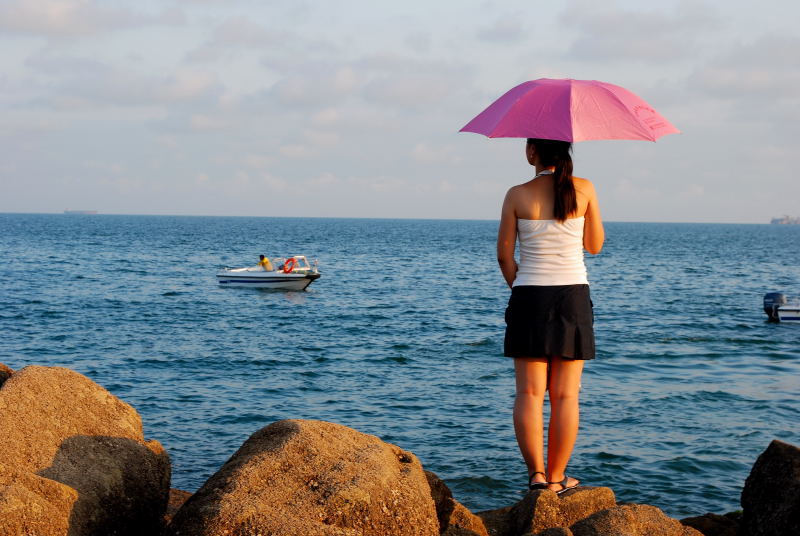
513,217 -> 588,286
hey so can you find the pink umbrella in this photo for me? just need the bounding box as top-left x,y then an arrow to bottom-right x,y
460,78 -> 679,142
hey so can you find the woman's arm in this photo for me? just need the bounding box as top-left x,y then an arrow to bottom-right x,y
582,181 -> 604,254
497,188 -> 519,288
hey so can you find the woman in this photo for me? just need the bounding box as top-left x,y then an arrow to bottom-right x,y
497,138 -> 604,494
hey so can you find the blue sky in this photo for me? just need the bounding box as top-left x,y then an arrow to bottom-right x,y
1,0 -> 798,222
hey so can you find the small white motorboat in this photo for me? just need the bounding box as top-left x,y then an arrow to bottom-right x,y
763,293 -> 800,323
217,256 -> 321,290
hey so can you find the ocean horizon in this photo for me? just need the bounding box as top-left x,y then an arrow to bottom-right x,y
2,210 -> 791,225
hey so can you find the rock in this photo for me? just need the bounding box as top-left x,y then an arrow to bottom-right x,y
0,469 -> 77,536
426,470 -> 455,527
477,487 -> 615,536
0,365 -> 171,536
741,439 -> 800,536
531,528 -> 575,536
426,471 -> 488,536
165,489 -> 192,525
443,502 -> 490,536
680,512 -> 740,536
477,504 -> 514,536
570,504 -> 703,536
0,362 -> 12,387
166,419 -> 440,536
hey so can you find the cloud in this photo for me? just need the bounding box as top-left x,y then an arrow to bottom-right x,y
279,144 -> 315,158
410,143 -> 462,165
0,0 -> 183,38
308,172 -> 339,187
476,17 -> 524,43
688,36 -> 800,101
405,30 -> 432,53
186,16 -> 288,62
22,58 -> 223,110
560,1 -> 719,62
268,65 -> 361,107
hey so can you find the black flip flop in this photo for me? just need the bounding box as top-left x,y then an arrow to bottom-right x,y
528,471 -> 547,490
548,476 -> 579,495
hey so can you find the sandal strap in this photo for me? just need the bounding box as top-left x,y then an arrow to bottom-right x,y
547,476 -> 570,489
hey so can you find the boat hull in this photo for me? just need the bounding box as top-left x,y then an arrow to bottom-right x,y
217,272 -> 320,290
777,305 -> 800,323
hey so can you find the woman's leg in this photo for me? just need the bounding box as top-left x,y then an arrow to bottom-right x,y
513,357 -> 549,484
546,356 -> 584,490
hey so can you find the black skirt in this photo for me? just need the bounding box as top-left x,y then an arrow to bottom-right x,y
504,284 -> 595,360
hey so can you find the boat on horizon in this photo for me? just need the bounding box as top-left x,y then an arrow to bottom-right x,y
217,256 -> 321,290
770,215 -> 800,225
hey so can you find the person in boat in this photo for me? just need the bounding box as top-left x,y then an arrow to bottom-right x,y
258,255 -> 274,271
496,138 -> 604,495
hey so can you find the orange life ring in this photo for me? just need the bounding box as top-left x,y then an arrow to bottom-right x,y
283,257 -> 296,273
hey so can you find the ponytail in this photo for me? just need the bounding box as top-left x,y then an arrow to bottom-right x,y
527,138 -> 576,221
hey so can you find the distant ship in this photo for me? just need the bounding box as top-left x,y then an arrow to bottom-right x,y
770,215 -> 800,225
63,210 -> 98,215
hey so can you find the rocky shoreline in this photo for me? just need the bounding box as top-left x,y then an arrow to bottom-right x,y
1,362 -> 797,536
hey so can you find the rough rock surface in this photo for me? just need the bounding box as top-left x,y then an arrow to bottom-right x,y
167,419 -> 440,536
0,362 -> 12,387
426,471 -> 488,536
0,469 -> 77,536
0,365 -> 171,536
511,486 -> 617,534
478,487 -> 615,536
741,439 -> 800,536
477,504 -> 514,536
531,528 -> 574,536
570,504 -> 703,536
680,512 -> 741,536
164,489 -> 192,525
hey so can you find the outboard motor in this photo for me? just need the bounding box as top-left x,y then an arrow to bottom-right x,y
764,292 -> 787,322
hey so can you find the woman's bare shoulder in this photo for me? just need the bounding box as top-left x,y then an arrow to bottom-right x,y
504,182 -> 529,198
572,176 -> 596,193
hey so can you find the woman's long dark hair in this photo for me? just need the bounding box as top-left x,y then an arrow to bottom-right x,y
527,138 -> 575,221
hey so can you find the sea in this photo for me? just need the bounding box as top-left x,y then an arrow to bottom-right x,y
1,213 -> 798,519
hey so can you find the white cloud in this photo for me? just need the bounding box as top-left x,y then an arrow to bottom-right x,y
0,0 -> 183,37
476,17 -> 524,44
190,114 -> 228,130
279,144 -> 315,158
411,143 -> 462,165
308,172 -> 339,187
560,1 -> 719,62
187,16 -> 288,62
311,108 -> 341,126
689,36 -> 800,101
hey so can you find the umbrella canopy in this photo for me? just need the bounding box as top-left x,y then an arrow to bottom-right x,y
460,78 -> 679,142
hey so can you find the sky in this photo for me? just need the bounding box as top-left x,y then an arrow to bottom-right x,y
1,0 -> 798,223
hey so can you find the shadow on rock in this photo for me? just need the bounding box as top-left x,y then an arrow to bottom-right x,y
37,435 -> 170,536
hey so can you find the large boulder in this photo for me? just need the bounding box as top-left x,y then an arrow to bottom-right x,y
425,471 -> 489,536
167,419 -> 440,536
0,365 -> 171,536
478,487 -> 615,536
741,439 -> 800,536
570,504 -> 703,536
